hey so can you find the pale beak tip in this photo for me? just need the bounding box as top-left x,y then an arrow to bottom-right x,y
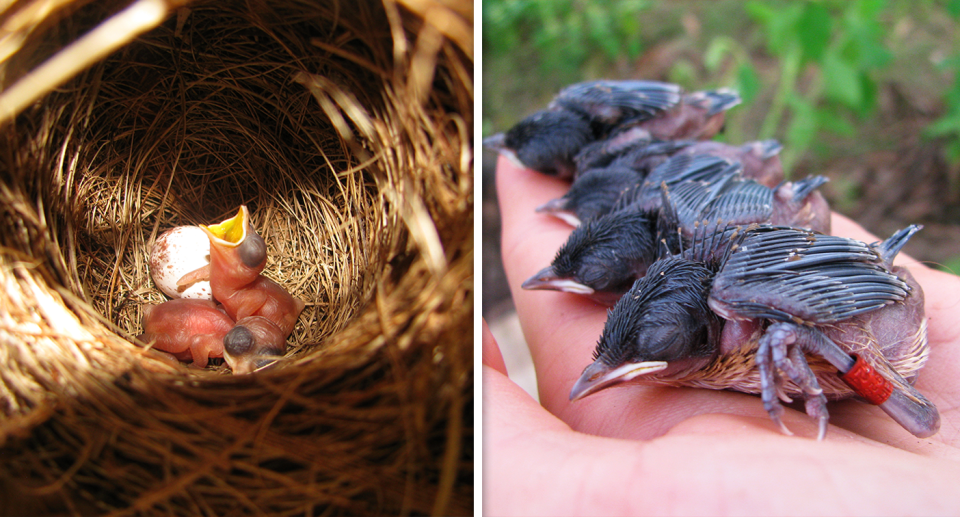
483,133 -> 506,151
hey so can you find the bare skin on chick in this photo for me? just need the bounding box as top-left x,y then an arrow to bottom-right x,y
180,206 -> 305,374
138,298 -> 234,368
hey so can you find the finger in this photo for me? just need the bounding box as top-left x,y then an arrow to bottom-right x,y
495,157 -> 809,439
485,353 -> 959,514
496,158 -> 960,444
482,318 -> 507,374
496,155 -> 609,413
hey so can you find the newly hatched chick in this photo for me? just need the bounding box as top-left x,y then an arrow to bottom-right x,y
138,298 -> 234,368
181,206 -> 306,374
484,80 -> 740,178
572,225 -> 939,440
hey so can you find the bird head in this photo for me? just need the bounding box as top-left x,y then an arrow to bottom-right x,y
487,110 -> 592,179
221,316 -> 286,374
536,166 -> 641,226
523,208 -> 655,304
570,255 -> 721,400
200,205 -> 267,289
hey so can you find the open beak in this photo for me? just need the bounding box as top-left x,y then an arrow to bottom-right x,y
569,358 -> 669,401
201,205 -> 250,248
521,266 -> 594,295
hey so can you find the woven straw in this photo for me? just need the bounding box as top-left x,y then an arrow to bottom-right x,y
0,0 -> 473,514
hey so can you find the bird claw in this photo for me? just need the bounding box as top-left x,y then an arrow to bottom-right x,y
773,413 -> 793,436
758,322 -> 831,438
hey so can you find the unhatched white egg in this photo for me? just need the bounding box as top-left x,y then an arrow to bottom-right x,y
149,226 -> 213,300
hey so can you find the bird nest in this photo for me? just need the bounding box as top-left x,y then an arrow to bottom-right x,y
0,0 -> 473,515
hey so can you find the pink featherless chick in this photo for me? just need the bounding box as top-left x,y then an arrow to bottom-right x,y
138,298 -> 234,368
179,205 -> 305,374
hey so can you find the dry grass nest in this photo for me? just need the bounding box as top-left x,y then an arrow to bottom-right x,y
0,0 -> 473,514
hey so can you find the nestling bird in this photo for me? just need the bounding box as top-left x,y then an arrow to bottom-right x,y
535,166 -> 643,226
527,157 -> 831,303
179,205 -> 306,374
661,172 -> 832,239
549,80 -> 739,139
674,139 -> 785,187
484,80 -> 741,178
523,206 -> 658,305
571,225 -> 939,440
138,298 -> 234,368
537,154 -> 739,227
482,110 -> 593,179
574,137 -> 693,179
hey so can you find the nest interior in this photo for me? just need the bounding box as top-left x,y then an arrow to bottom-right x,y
0,0 -> 473,515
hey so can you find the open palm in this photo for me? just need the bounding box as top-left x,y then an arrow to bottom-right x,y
484,155 -> 960,515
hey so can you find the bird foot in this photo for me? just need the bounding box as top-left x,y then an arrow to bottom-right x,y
757,322 -> 831,440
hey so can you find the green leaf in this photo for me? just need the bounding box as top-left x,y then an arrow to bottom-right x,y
949,0 -> 960,18
586,5 -> 619,59
615,8 -> 644,59
797,3 -> 832,63
744,1 -> 775,25
856,0 -> 887,19
947,140 -> 960,164
786,94 -> 818,151
764,3 -> 805,56
704,38 -> 733,73
856,73 -> 878,116
937,254 -> 960,274
736,63 -> 761,104
817,109 -> 855,136
822,51 -> 863,109
923,115 -> 960,138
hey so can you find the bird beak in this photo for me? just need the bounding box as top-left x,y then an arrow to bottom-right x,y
483,132 -> 529,170
521,266 -> 594,295
569,358 -> 669,401
482,132 -> 506,151
223,353 -> 281,375
535,199 -> 581,226
201,206 -> 250,248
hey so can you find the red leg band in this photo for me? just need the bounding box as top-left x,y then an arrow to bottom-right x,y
840,355 -> 893,405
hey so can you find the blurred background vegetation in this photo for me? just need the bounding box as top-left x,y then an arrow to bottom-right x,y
483,0 -> 960,319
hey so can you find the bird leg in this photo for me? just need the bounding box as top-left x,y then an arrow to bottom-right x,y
757,322 -> 832,440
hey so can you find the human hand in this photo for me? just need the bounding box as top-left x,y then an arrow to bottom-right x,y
484,155 -> 960,515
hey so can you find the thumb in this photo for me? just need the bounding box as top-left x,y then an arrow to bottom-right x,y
481,318 -> 508,374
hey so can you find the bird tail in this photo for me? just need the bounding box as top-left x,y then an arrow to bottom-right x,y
692,88 -> 742,116
876,225 -> 923,267
758,139 -> 783,159
787,175 -> 829,204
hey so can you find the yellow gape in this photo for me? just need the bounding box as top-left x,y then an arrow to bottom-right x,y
204,206 -> 247,245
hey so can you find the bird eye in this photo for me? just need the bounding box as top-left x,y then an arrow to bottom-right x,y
636,313 -> 702,362
238,232 -> 267,268
578,266 -> 608,287
224,325 -> 255,355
